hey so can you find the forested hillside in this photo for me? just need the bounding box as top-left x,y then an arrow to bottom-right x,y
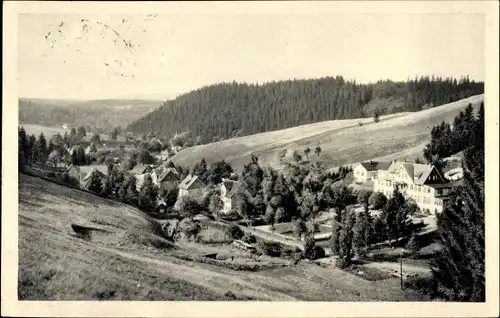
19,98 -> 160,134
126,75 -> 483,144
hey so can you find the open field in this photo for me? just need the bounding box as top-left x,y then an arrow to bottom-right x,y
172,94 -> 483,170
21,123 -> 111,141
21,124 -> 70,137
18,174 -> 427,300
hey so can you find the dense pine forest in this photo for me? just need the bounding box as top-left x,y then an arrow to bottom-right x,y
126,75 -> 483,144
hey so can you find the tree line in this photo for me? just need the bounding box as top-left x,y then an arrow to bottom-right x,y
429,102 -> 485,301
423,102 -> 483,174
127,75 -> 483,144
19,98 -> 158,135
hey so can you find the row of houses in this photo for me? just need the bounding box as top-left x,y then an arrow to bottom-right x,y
65,161 -> 246,215
353,160 -> 454,213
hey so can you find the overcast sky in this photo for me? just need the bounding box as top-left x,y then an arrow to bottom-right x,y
18,12 -> 485,100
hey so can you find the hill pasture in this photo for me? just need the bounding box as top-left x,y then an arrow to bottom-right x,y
171,94 -> 483,170
18,174 -> 426,301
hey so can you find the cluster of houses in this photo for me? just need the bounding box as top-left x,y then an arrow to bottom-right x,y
64,160 -> 247,215
353,159 -> 454,213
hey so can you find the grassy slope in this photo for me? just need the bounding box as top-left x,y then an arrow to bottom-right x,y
171,94 -> 483,170
18,174 -> 425,301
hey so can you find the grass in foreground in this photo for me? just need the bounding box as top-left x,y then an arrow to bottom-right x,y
18,174 -> 428,301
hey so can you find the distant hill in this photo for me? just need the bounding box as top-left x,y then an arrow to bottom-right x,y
19,98 -> 161,134
171,94 -> 484,171
126,75 -> 483,143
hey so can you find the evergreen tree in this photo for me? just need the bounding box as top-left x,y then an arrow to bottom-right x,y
338,209 -> 355,268
264,205 -> 276,232
381,185 -> 408,246
330,218 -> 341,255
38,132 -> 47,157
315,146 -> 322,157
87,172 -> 104,194
111,127 -> 119,140
138,174 -> 157,212
356,189 -> 373,212
208,189 -> 224,216
77,126 -> 87,139
292,218 -> 307,240
304,147 -> 311,159
193,158 -> 208,182
241,155 -> 263,196
353,211 -> 373,256
431,108 -> 484,301
207,160 -> 233,185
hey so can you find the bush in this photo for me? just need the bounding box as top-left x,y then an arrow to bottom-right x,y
242,232 -> 256,244
227,224 -> 244,240
368,191 -> 387,210
178,219 -> 201,239
405,234 -> 421,253
303,236 -> 326,260
57,172 -> 80,188
257,241 -> 283,257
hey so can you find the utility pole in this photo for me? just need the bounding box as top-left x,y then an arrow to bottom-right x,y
400,249 -> 404,290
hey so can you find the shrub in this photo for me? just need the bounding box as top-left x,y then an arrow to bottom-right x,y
257,241 -> 283,257
368,191 -> 387,210
405,234 -> 421,253
227,224 -> 244,240
242,232 -> 256,244
224,291 -> 237,300
303,236 -> 326,260
178,218 -> 201,239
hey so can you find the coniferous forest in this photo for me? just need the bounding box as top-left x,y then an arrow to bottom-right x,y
126,75 -> 483,143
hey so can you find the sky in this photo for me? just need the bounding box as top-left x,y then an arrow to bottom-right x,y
17,12 -> 485,100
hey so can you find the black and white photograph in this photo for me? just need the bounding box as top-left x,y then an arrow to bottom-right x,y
2,0 -> 499,316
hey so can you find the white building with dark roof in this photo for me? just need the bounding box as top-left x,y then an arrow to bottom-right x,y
353,161 -> 392,183
374,161 -> 452,213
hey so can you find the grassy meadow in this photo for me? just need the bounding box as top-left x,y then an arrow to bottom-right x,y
171,94 -> 483,170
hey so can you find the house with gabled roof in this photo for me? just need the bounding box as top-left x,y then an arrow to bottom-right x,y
353,160 -> 391,183
156,168 -> 180,191
374,161 -> 452,213
79,166 -> 107,190
177,174 -> 206,199
219,179 -> 250,214
156,198 -> 168,214
129,163 -> 153,175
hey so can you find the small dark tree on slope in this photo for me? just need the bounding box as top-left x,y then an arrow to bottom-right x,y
373,111 -> 380,123
138,174 -> 157,212
431,105 -> 484,301
337,209 -> 356,268
368,191 -> 387,210
353,211 -> 373,256
381,185 -> 412,246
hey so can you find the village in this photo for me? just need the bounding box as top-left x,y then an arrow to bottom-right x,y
18,117 -> 465,284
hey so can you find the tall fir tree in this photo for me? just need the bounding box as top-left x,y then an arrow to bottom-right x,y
431,105 -> 484,301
